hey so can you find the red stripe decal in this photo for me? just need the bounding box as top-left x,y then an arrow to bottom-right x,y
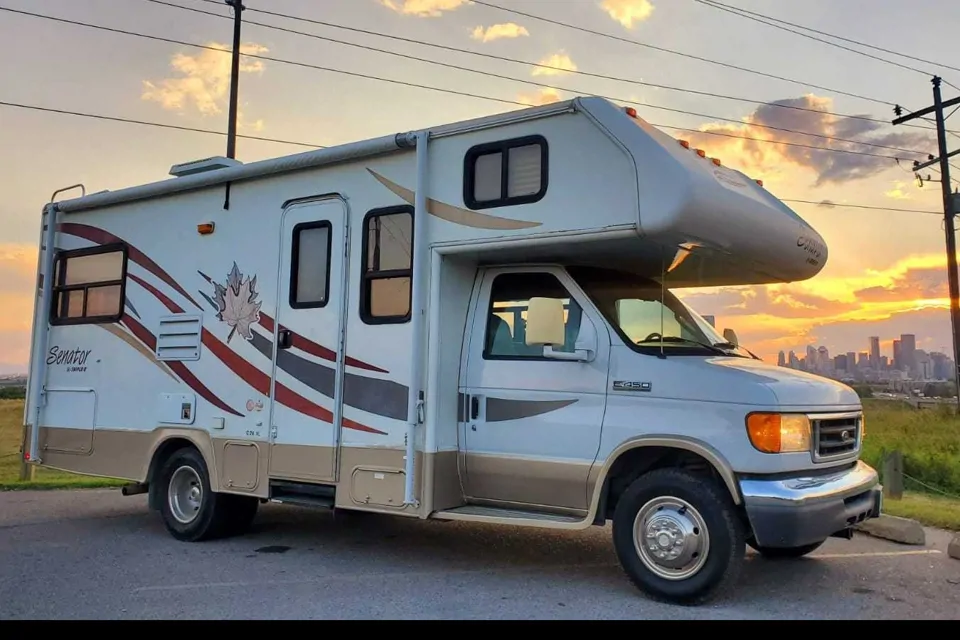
59,222 -> 202,310
120,314 -> 243,417
258,312 -> 387,373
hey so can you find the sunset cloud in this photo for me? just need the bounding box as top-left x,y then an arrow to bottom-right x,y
517,88 -> 563,106
0,243 -> 39,373
379,0 -> 467,17
471,23 -> 529,42
531,52 -> 578,77
600,0 -> 655,29
680,94 -> 932,186
142,42 -> 268,129
884,180 -> 914,200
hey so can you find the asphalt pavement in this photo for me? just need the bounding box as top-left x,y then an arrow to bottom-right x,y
1,488 -> 958,619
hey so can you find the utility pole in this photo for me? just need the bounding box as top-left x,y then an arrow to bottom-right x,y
225,0 -> 245,159
893,76 -> 960,402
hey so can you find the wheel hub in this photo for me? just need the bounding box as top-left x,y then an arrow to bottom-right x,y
168,465 -> 203,525
633,496 -> 710,581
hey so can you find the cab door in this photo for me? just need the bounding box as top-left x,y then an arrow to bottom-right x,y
268,197 -> 349,482
459,267 -> 609,512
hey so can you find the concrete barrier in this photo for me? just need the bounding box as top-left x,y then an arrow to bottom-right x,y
854,515 -> 926,545
949,535 -> 960,560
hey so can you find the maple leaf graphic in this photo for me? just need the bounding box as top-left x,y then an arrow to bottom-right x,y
212,262 -> 261,343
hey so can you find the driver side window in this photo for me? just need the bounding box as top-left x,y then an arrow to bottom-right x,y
484,272 -> 582,359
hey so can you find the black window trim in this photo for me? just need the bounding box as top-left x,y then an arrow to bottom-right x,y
359,204 -> 414,325
463,134 -> 549,211
289,219 -> 333,310
49,242 -> 129,326
481,271 -> 581,362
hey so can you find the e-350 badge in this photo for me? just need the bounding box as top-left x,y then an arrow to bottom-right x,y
613,381 -> 652,392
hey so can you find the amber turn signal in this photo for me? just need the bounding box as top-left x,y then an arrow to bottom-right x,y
197,222 -> 215,235
745,413 -> 811,454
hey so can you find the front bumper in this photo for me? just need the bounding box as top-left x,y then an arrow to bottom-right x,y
739,459 -> 882,548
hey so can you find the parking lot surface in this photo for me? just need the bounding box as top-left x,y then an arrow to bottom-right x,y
1,489 -> 958,619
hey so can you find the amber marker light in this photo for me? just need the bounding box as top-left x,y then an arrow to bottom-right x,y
679,140 -> 691,149
696,149 -> 706,158
745,413 -> 811,454
197,222 -> 215,235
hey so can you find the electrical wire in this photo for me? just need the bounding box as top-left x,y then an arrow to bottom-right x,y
692,0 -> 960,75
692,0 -> 946,82
144,0 -> 928,156
468,0 -> 903,108
182,0 -> 948,135
780,199 -> 941,215
0,100 -> 325,148
1,5 -> 924,164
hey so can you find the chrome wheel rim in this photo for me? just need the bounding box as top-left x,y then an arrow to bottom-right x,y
633,496 -> 710,581
168,465 -> 203,524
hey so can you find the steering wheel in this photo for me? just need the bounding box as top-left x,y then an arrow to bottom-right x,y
639,332 -> 662,344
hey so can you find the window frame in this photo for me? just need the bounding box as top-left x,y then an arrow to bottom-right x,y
463,134 -> 549,211
289,219 -> 333,310
359,205 -> 414,325
481,271 -> 582,362
49,242 -> 129,326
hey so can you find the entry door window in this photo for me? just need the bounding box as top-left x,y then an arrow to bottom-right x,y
483,272 -> 582,359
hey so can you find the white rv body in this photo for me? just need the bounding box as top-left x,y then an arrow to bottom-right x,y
23,97 -> 880,604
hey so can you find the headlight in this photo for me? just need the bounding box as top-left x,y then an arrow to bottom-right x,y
745,413 -> 811,454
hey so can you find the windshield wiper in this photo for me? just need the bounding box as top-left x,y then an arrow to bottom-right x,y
712,341 -> 760,360
652,336 -> 731,355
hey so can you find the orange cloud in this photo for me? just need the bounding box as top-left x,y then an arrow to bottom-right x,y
471,23 -> 529,42
600,0 -> 655,29
379,0 -> 466,17
0,243 -> 39,373
531,52 -> 577,77
517,88 -> 563,106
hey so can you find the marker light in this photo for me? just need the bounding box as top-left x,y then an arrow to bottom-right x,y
696,149 -> 706,158
711,158 -> 721,166
679,140 -> 690,149
625,107 -> 638,118
197,222 -> 216,235
745,413 -> 811,454
756,179 -> 764,187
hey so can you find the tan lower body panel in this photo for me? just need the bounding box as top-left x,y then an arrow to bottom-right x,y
462,452 -> 593,514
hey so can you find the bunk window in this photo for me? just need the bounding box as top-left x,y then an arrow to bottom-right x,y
463,135 -> 548,210
360,205 -> 413,324
289,220 -> 332,308
50,244 -> 127,325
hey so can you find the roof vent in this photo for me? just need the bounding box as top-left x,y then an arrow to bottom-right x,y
169,156 -> 242,177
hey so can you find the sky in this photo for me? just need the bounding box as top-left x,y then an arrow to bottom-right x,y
2,0 -> 960,372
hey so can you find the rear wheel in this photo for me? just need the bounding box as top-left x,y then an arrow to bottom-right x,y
157,447 -> 236,541
612,468 -> 745,605
748,540 -> 824,559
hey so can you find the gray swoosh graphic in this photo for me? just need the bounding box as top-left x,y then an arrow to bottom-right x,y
485,397 -> 578,422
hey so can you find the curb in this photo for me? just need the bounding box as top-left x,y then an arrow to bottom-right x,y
949,535 -> 960,560
854,515 -> 926,546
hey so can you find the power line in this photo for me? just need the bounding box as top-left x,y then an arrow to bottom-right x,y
3,5 -> 921,164
781,199 -> 941,215
692,0 -> 939,80
468,0 -> 902,108
3,100 -> 941,217
184,0 -> 946,135
0,100 -> 325,148
693,0 -> 960,76
145,0 -> 929,156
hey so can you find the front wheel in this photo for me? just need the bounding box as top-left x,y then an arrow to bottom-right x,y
748,540 -> 824,559
612,468 -> 745,605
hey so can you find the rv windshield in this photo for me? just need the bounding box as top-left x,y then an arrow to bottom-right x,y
567,266 -> 750,358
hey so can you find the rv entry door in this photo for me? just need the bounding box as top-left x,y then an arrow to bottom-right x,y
268,197 -> 349,483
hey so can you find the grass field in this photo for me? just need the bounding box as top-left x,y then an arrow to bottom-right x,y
1,398 -> 958,530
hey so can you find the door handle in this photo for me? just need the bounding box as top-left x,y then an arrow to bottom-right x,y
277,329 -> 292,350
470,395 -> 480,420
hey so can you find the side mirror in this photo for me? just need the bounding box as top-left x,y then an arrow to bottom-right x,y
723,328 -> 739,346
526,297 -> 595,362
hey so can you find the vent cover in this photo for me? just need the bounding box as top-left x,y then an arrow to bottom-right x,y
156,314 -> 202,361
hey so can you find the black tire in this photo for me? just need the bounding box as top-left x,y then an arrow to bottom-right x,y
612,468 -> 746,605
748,540 -> 824,559
156,447 -> 232,542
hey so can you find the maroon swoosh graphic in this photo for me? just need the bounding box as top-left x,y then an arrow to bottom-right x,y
119,314 -> 243,417
59,222 -> 202,310
128,274 -> 385,435
196,271 -> 388,374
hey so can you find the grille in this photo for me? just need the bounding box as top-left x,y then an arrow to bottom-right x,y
812,414 -> 861,461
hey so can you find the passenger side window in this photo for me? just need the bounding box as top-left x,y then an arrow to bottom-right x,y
290,221 -> 331,308
50,244 -> 127,325
361,206 -> 413,324
484,272 -> 582,359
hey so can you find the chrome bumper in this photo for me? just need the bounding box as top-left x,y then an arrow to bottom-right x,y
739,460 -> 882,548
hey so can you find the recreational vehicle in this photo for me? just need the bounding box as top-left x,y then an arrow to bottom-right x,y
23,97 -> 881,604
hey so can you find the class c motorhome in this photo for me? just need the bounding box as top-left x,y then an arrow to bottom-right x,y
23,97 -> 881,604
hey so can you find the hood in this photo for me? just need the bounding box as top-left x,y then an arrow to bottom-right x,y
706,356 -> 860,408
